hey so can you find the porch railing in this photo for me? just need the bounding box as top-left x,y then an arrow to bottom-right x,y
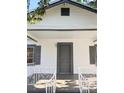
27,66 -> 56,93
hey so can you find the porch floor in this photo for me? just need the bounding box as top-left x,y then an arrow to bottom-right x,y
56,74 -> 79,92
27,74 -> 97,93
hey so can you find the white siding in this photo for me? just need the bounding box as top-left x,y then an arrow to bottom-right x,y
27,3 -> 96,29
27,38 -> 96,76
27,2 -> 97,76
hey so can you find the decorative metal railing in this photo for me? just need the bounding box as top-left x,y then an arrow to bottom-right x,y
27,66 -> 56,93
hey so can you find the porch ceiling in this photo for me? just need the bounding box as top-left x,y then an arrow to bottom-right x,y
27,31 -> 97,40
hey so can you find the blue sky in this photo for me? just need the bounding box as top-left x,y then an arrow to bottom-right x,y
28,0 -> 59,11
29,0 -> 40,11
29,0 -> 57,11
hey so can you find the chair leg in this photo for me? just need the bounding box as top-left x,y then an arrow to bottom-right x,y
88,89 -> 90,93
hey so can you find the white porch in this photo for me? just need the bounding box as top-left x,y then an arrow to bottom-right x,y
27,31 -> 97,76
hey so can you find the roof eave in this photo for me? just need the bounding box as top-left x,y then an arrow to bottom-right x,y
45,0 -> 97,13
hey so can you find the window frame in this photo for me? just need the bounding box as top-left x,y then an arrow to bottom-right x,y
27,44 -> 41,66
27,45 -> 35,65
89,45 -> 97,66
61,8 -> 70,16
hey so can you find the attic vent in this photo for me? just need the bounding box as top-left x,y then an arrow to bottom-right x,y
61,8 -> 70,16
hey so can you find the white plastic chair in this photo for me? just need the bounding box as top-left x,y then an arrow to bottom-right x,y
78,67 -> 97,93
79,72 -> 90,93
46,73 -> 56,93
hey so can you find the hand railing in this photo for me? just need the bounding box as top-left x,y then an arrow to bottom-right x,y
27,73 -> 56,93
27,66 -> 56,86
27,66 -> 56,93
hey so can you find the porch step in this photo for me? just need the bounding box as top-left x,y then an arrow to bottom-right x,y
27,92 -> 80,93
27,91 -> 80,93
56,92 -> 80,93
27,91 -> 96,93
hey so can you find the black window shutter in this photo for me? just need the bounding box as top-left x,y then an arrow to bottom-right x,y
95,45 -> 97,66
34,46 -> 41,65
89,46 -> 95,64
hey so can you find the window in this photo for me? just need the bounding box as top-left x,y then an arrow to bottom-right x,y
61,8 -> 70,16
89,45 -> 97,65
27,45 -> 41,65
27,47 -> 34,64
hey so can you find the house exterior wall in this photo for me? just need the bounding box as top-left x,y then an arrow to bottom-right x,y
27,2 -> 97,76
27,38 -> 96,76
27,3 -> 96,29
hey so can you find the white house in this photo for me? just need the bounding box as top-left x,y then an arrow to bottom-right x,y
27,0 -> 97,77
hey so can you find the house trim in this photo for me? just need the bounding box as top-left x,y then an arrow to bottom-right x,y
27,35 -> 38,42
46,0 -> 97,13
27,28 -> 97,31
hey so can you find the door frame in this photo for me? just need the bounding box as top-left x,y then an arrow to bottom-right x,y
57,42 -> 73,75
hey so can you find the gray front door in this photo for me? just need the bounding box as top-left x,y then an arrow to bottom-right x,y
57,43 -> 73,74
